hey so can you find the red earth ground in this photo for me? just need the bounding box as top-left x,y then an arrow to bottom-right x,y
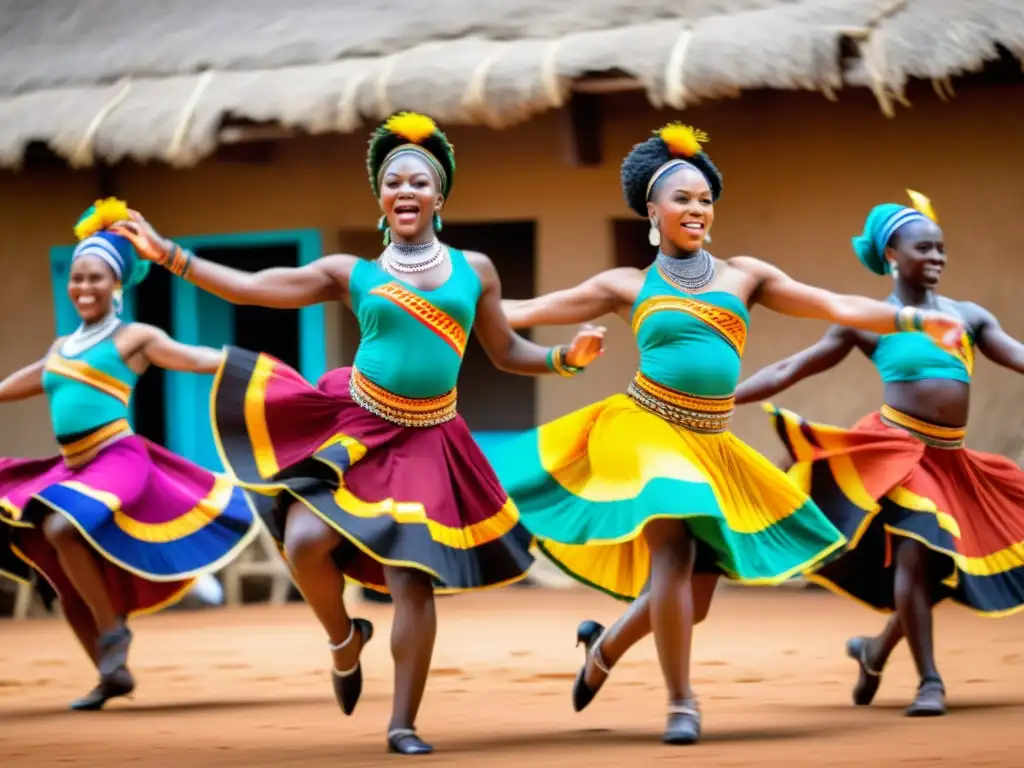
1,586 -> 1022,766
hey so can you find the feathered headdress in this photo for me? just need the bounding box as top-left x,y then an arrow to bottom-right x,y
366,112 -> 456,199
71,198 -> 150,311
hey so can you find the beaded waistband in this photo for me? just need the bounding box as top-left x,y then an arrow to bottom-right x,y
349,368 -> 457,428
58,418 -> 133,467
880,405 -> 965,450
626,372 -> 734,434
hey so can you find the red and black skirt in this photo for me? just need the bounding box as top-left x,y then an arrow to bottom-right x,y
766,403 -> 1024,616
210,346 -> 534,593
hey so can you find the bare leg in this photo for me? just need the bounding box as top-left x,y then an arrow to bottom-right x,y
891,540 -> 945,715
383,566 -> 436,755
282,504 -> 362,672
15,529 -> 100,668
849,539 -> 943,713
583,573 -> 719,693
644,519 -> 697,706
41,513 -> 120,634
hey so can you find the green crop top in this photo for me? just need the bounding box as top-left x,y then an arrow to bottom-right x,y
42,335 -> 137,439
630,265 -> 749,398
349,248 -> 482,399
872,331 -> 974,385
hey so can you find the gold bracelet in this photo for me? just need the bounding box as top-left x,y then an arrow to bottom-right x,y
548,345 -> 583,378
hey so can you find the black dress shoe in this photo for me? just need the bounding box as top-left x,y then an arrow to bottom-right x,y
387,727 -> 434,755
331,617 -> 374,716
572,619 -> 609,712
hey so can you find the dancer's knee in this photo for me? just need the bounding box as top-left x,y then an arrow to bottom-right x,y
643,519 -> 695,571
384,567 -> 434,612
283,505 -> 340,571
895,538 -> 930,575
41,512 -> 79,548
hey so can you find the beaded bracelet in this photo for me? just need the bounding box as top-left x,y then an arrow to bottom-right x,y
894,306 -> 924,333
547,345 -> 584,377
166,243 -> 195,279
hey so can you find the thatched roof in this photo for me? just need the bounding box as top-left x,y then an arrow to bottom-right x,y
0,0 -> 1019,169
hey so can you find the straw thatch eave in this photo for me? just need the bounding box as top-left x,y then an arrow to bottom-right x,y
0,0 -> 1019,170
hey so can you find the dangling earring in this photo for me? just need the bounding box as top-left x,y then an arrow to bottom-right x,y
433,212 -> 443,233
378,215 -> 391,246
112,284 -> 124,315
648,221 -> 661,247
704,232 -> 712,244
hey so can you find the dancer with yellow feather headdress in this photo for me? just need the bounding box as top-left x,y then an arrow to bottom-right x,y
496,127 -> 966,745
735,191 -> 1024,718
106,112 -> 606,755
0,198 -> 258,711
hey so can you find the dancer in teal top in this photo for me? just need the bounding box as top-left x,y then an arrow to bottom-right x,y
736,191 -> 1024,717
107,112 -> 605,755
0,198 -> 258,711
496,125 -> 965,746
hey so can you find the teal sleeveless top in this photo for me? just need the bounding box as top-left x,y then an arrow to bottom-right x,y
349,248 -> 482,398
872,332 -> 974,384
630,266 -> 749,397
42,335 -> 137,438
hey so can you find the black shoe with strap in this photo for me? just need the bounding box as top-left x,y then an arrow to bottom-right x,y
906,676 -> 946,717
572,620 -> 611,712
846,636 -> 884,706
330,617 -> 374,716
663,698 -> 701,745
387,727 -> 434,755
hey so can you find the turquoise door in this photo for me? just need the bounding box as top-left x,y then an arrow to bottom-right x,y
166,229 -> 326,471
48,245 -> 138,426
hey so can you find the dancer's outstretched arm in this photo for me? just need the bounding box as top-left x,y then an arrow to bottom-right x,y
109,212 -> 356,309
734,257 -> 964,345
965,302 -> 1024,374
0,355 -> 48,403
734,327 -> 857,404
128,325 -> 224,374
502,268 -> 642,329
469,252 -> 605,375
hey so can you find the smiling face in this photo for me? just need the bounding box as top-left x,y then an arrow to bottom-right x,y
67,255 -> 117,322
378,153 -> 444,244
887,218 -> 946,288
647,165 -> 715,254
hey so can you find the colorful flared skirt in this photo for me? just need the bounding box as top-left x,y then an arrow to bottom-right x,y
0,434 -> 259,617
209,346 -> 534,593
767,403 -> 1024,616
488,378 -> 846,601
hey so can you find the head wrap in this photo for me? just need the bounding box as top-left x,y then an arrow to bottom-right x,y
366,112 -> 456,200
621,123 -> 723,218
71,198 -> 150,313
851,189 -> 939,275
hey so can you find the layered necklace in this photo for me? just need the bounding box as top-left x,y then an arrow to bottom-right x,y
656,249 -> 716,292
61,310 -> 121,357
382,238 -> 446,274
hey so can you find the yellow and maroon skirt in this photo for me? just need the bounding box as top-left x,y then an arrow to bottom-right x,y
210,346 -> 533,593
767,403 -> 1024,616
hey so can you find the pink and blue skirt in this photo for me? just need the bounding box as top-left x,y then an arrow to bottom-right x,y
0,430 -> 259,616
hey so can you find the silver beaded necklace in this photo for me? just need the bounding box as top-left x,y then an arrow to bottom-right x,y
382,239 -> 445,274
61,311 -> 121,357
656,249 -> 716,292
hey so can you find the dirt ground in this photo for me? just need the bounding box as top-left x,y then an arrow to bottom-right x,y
1,586 -> 1022,767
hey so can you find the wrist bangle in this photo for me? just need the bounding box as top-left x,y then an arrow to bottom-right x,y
166,244 -> 195,278
547,345 -> 583,377
895,306 -> 922,333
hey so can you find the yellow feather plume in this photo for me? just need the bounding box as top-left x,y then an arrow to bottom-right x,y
906,189 -> 938,222
657,123 -> 709,157
384,112 -> 438,145
74,197 -> 130,240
